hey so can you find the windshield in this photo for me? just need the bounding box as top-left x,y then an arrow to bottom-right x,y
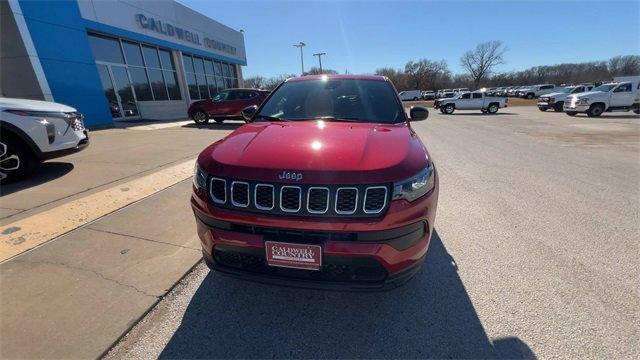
555,87 -> 574,94
592,84 -> 616,92
255,79 -> 404,123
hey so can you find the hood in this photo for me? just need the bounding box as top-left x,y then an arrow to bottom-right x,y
571,90 -> 605,99
199,120 -> 430,184
0,97 -> 77,112
542,91 -> 569,99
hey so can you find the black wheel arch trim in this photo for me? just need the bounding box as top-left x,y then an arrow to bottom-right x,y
0,121 -> 43,159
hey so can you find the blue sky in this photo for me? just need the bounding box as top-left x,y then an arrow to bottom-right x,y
180,0 -> 640,78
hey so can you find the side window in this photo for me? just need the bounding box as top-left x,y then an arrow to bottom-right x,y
472,93 -> 483,99
226,91 -> 239,100
614,83 -> 631,92
461,93 -> 471,99
540,85 -> 553,90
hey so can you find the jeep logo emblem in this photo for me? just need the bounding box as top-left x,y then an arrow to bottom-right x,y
279,171 -> 303,181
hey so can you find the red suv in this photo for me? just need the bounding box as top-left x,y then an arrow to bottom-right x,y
188,88 -> 269,125
191,75 -> 438,290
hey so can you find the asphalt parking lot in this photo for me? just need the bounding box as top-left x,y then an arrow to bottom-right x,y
1,106 -> 639,358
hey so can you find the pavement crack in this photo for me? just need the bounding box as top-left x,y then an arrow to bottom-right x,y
12,258 -> 160,299
85,227 -> 200,251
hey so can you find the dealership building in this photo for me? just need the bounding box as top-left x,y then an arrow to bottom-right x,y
1,0 -> 247,127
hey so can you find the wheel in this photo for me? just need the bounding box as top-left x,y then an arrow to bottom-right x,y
566,111 -> 578,117
213,117 -> 225,124
538,107 -> 547,112
487,104 -> 499,114
553,102 -> 564,112
526,93 -> 534,100
443,104 -> 455,114
587,103 -> 604,117
192,110 -> 209,124
0,137 -> 37,184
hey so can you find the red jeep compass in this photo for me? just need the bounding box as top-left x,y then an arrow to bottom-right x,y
188,88 -> 269,125
191,75 -> 438,290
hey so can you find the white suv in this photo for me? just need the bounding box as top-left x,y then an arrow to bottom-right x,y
518,84 -> 556,99
0,98 -> 89,183
398,90 -> 422,101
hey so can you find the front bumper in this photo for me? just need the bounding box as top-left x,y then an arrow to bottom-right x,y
191,182 -> 438,291
563,103 -> 589,112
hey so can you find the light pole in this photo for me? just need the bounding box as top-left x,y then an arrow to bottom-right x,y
313,52 -> 326,74
293,42 -> 306,75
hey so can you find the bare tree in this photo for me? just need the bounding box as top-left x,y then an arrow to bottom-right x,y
243,75 -> 267,89
404,59 -> 450,90
460,41 -> 506,88
303,67 -> 338,75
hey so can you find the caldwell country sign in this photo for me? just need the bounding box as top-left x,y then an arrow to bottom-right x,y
135,14 -> 237,56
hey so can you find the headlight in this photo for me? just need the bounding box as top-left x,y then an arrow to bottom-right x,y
577,98 -> 589,105
392,164 -> 435,202
193,162 -> 207,189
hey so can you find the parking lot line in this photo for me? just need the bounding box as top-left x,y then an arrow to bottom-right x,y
0,159 -> 195,263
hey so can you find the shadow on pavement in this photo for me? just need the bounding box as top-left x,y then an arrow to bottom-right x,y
181,122 -> 244,130
159,231 -> 535,359
440,112 -> 518,116
0,162 -> 74,196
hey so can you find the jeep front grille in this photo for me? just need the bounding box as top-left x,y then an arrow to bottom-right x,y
207,178 -> 390,217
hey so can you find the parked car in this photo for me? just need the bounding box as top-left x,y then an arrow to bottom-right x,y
434,91 -> 508,114
188,88 -> 270,125
0,97 -> 89,183
437,89 -> 453,99
508,86 -> 524,97
564,76 -> 640,117
398,90 -> 422,101
191,74 -> 438,290
422,91 -> 435,100
518,84 -> 556,99
537,84 -> 594,112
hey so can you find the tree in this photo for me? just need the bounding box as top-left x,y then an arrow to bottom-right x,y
303,67 -> 338,75
404,59 -> 450,90
243,75 -> 267,89
262,74 -> 297,91
375,67 -> 409,90
460,41 -> 506,88
608,55 -> 640,77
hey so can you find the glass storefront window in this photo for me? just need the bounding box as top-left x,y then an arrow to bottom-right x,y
159,50 -> 174,70
148,69 -> 168,100
196,74 -> 208,99
129,67 -> 153,101
89,34 -> 124,63
186,72 -> 199,99
222,63 -> 231,77
142,46 -> 161,69
204,60 -> 214,75
164,70 -> 181,100
122,41 -> 144,66
182,54 -> 194,73
206,75 -> 217,97
214,61 -> 223,76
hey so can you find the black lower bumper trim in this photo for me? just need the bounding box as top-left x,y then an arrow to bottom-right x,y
193,208 -> 426,251
202,248 -> 424,292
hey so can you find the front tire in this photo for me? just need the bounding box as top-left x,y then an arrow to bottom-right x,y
0,138 -> 37,184
443,104 -> 455,114
526,93 -> 534,100
192,110 -> 209,125
487,104 -> 499,114
553,102 -> 564,112
566,111 -> 578,117
587,104 -> 605,117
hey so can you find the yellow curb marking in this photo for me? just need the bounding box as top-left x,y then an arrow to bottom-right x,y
0,159 -> 195,262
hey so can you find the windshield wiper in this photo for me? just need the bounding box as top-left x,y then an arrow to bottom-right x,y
255,115 -> 288,122
315,116 -> 361,122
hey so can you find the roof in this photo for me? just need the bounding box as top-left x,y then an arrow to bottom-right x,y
287,74 -> 387,82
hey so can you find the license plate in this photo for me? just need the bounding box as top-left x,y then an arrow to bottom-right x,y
265,241 -> 322,271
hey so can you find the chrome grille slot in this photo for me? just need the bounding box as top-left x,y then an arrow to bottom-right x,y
364,186 -> 387,214
210,178 -> 226,204
280,186 -> 301,212
231,181 -> 249,207
335,188 -> 358,214
307,187 -> 329,214
254,184 -> 274,210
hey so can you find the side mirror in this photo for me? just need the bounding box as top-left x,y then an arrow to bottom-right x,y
241,105 -> 258,122
409,106 -> 428,121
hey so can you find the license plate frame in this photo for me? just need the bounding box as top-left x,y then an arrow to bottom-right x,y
265,241 -> 322,271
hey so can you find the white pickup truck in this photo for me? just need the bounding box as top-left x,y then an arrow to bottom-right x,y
564,76 -> 640,117
434,91 -> 508,114
537,84 -> 594,112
